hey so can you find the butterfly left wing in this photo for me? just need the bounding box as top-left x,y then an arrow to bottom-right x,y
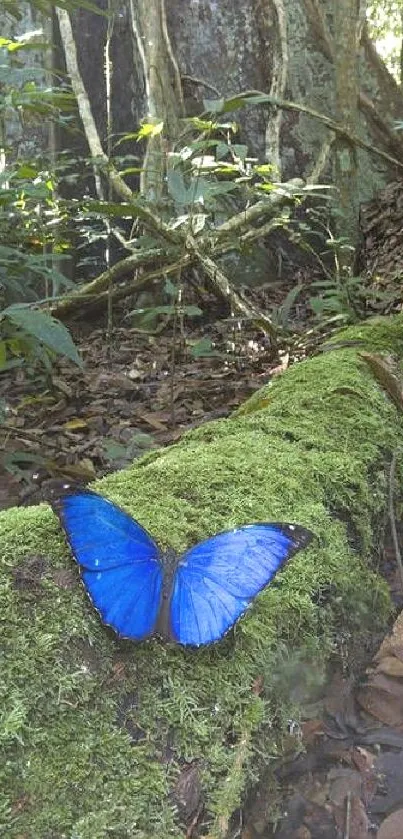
169,523 -> 313,646
51,489 -> 163,641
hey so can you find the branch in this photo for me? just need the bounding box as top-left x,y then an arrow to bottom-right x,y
306,136 -> 335,183
50,246 -> 178,318
299,5 -> 403,167
186,235 -> 277,337
88,253 -> 194,313
265,0 -> 288,173
215,178 -> 304,238
359,91 -> 403,161
216,91 -> 403,172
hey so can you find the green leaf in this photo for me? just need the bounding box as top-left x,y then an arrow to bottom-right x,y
215,143 -> 229,160
190,336 -> 223,358
15,164 -> 38,179
2,306 -> 82,367
232,144 -> 248,162
203,99 -> 225,113
164,278 -> 177,298
136,121 -> 164,140
0,340 -> 7,369
187,117 -> 217,131
167,169 -> 192,206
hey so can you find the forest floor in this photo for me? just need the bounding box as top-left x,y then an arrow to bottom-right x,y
1,303 -> 403,839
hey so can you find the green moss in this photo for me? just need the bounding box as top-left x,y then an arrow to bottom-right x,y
1,315 -> 403,838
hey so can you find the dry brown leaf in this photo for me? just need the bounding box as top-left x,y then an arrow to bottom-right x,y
332,791 -> 369,838
375,655 -> 403,678
351,746 -> 375,774
63,418 -> 89,430
51,376 -> 74,398
359,352 -> 403,413
300,719 -> 325,746
139,412 -> 168,430
329,768 -> 363,807
356,673 -> 403,728
292,828 -> 311,839
377,808 -> 403,839
374,612 -> 403,664
350,748 -> 377,806
347,795 -> 370,839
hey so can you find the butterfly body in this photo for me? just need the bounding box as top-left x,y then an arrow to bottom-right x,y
51,489 -> 314,647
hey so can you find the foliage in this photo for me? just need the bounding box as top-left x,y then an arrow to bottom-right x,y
367,1 -> 403,82
0,34 -> 80,374
0,304 -> 82,370
73,104 -> 318,337
3,0 -> 105,19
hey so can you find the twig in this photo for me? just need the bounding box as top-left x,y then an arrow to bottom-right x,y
0,424 -> 43,443
389,452 -> 403,593
344,791 -> 351,839
181,74 -> 221,96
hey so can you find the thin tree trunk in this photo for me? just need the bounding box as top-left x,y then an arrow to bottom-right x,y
333,0 -> 365,251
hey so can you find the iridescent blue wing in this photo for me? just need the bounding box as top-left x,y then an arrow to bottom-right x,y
51,490 -> 163,640
169,523 -> 313,646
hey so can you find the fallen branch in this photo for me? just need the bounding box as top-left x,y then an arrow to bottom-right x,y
215,179 -> 304,238
50,247 -> 178,318
50,180 -> 303,319
188,235 -> 277,336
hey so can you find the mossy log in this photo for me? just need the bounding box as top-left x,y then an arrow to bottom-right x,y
1,316 -> 403,839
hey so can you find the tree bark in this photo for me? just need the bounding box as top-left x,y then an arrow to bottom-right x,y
333,0 -> 364,249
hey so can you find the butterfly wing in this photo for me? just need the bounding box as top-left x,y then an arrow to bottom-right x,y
51,490 -> 163,640
169,523 -> 313,646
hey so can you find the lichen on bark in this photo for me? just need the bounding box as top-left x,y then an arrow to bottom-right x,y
1,315 -> 403,839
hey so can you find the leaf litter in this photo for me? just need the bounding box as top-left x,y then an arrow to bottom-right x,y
0,316 -> 281,506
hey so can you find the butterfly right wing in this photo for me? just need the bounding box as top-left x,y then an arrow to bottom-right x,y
51,489 -> 163,640
169,523 -> 313,646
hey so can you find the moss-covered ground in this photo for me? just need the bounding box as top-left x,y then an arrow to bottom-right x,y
1,315 -> 403,838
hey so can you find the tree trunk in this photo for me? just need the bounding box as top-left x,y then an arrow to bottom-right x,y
128,0 -> 184,199
333,0 -> 365,248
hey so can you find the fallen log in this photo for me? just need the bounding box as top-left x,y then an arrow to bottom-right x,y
1,314 -> 403,838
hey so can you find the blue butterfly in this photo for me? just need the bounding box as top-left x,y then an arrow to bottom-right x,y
51,489 -> 313,647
